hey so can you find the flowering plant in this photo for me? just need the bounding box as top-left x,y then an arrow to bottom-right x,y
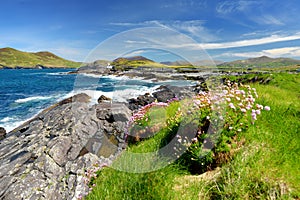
126,80 -> 270,173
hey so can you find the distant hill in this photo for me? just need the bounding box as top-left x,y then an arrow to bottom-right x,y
112,56 -> 167,68
0,47 -> 81,68
218,56 -> 300,68
161,60 -> 223,66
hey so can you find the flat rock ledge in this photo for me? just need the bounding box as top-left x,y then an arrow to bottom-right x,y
0,93 -> 131,200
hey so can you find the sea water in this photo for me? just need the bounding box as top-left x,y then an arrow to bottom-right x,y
0,69 -> 193,132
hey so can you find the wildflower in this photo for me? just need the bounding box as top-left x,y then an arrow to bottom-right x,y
251,112 -> 257,120
246,105 -> 252,110
229,103 -> 235,109
237,128 -> 242,132
226,97 -> 231,102
229,126 -> 233,130
240,108 -> 246,113
256,110 -> 261,115
264,106 -> 271,111
256,104 -> 263,110
191,137 -> 198,143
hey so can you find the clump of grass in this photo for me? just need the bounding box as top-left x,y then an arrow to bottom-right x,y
86,165 -> 182,200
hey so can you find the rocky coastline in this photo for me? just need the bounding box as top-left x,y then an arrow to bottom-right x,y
0,63 -> 277,199
0,75 -> 202,199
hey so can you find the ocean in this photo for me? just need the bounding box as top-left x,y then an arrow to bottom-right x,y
0,69 -> 193,132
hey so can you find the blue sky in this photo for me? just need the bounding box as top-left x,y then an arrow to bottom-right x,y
1,0 -> 300,62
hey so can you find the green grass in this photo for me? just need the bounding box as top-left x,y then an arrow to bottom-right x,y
0,47 -> 80,68
86,72 -> 300,200
178,73 -> 300,199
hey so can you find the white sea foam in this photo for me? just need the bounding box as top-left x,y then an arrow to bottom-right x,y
47,72 -> 72,76
0,117 -> 30,132
15,96 -> 53,103
0,117 -> 14,123
65,84 -> 160,104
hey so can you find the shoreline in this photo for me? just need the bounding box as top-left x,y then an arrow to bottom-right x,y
1,68 -> 199,133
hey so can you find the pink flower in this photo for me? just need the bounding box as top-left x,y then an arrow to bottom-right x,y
251,112 -> 257,120
264,106 -> 271,111
229,103 -> 235,109
256,110 -> 261,115
256,104 -> 263,109
240,108 -> 246,113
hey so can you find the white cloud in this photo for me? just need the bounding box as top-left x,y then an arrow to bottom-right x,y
111,20 -> 217,42
166,33 -> 300,50
123,50 -> 146,57
263,47 -> 300,57
219,47 -> 300,59
216,1 -> 259,14
125,40 -> 148,44
253,15 -> 284,25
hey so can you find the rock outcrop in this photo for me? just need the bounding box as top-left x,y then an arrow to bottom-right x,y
0,127 -> 6,140
97,95 -> 112,103
127,85 -> 197,111
0,93 -> 131,199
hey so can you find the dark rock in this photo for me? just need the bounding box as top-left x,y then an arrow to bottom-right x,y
96,103 -> 131,122
59,93 -> 91,105
0,127 -> 6,140
152,85 -> 195,103
98,95 -> 112,103
0,94 -> 127,199
152,85 -> 175,102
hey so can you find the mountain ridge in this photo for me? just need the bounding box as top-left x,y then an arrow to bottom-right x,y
218,56 -> 300,68
0,47 -> 81,68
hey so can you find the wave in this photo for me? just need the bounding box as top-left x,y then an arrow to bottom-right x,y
0,116 -> 27,132
64,84 -> 160,104
47,72 -> 71,76
0,117 -> 13,123
15,96 -> 53,103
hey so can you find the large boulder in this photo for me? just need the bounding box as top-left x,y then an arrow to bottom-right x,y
152,85 -> 195,102
0,93 -> 129,199
97,95 -> 112,103
127,93 -> 156,111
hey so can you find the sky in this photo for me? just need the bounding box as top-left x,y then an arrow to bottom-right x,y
1,0 -> 300,62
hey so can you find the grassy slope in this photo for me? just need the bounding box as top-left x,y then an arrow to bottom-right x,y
0,47 -> 80,68
87,72 -> 300,200
179,73 -> 300,199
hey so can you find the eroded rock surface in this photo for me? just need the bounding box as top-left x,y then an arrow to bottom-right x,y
0,93 -> 130,199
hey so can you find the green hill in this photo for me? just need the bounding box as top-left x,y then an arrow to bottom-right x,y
218,56 -> 300,68
0,47 -> 81,68
111,56 -> 168,68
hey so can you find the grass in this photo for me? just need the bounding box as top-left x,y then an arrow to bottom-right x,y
0,47 -> 80,68
86,72 -> 300,200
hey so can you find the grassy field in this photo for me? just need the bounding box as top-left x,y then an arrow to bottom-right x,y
86,72 -> 299,200
0,47 -> 80,68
